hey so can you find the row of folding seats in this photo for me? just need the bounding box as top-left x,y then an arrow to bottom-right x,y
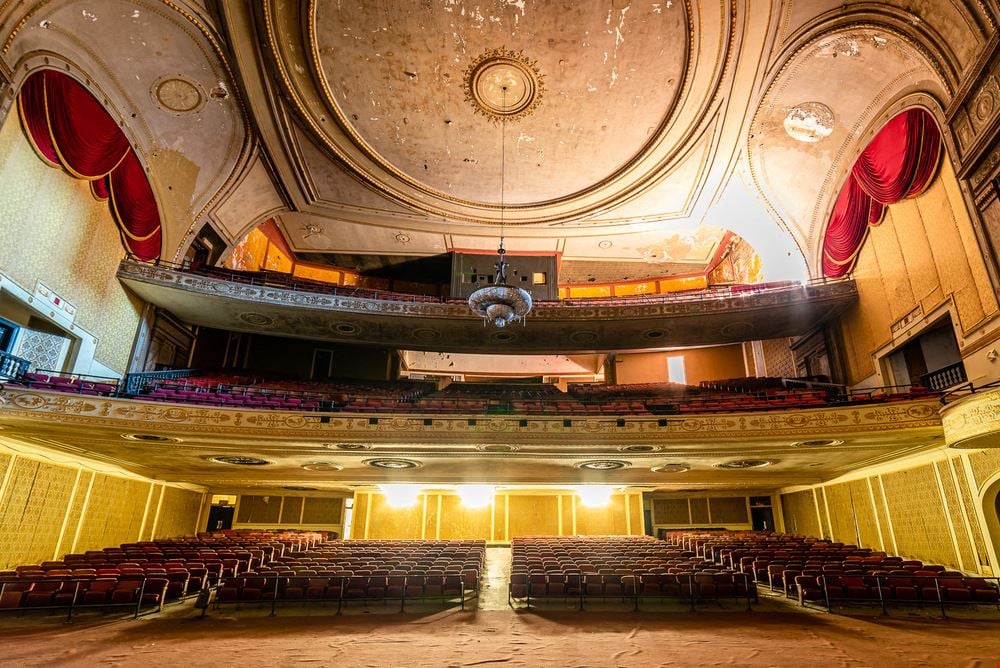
510,572 -> 753,601
14,372 -> 118,395
797,571 -> 1000,606
215,572 -> 468,606
0,576 -> 168,611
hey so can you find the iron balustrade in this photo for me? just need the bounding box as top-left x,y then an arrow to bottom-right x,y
921,361 -> 968,392
0,350 -> 30,380
122,368 -> 197,396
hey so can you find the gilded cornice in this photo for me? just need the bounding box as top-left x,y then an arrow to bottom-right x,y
941,387 -> 1000,449
0,389 -> 943,445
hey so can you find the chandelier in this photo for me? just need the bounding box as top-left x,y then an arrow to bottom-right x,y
467,85 -> 533,328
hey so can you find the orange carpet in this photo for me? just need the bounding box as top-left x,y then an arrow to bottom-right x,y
3,609 -> 1000,667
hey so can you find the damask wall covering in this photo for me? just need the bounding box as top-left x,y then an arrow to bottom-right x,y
0,102 -> 143,373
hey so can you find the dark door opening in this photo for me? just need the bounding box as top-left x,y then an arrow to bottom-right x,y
886,317 -> 965,390
206,505 -> 234,531
751,507 -> 775,531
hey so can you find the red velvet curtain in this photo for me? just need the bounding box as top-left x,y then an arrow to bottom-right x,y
17,70 -> 161,261
822,108 -> 942,278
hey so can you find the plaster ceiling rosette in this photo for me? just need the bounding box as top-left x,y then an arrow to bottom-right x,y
259,0 -> 735,227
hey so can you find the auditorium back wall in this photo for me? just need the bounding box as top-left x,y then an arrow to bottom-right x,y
0,442 -> 205,569
351,490 -> 644,541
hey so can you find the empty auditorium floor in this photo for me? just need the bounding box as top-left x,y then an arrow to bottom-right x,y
4,604 -> 1000,667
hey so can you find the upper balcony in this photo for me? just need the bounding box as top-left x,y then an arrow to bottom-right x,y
116,260 -> 858,353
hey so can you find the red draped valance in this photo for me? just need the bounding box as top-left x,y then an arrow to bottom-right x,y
17,70 -> 161,261
821,108 -> 941,278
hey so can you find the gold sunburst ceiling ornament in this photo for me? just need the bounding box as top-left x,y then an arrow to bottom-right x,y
464,47 -> 545,123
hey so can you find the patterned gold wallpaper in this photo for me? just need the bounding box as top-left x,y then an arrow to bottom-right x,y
780,490 -> 821,537
0,449 -> 204,569
881,465 -> 960,569
154,486 -> 204,539
836,156 -> 999,384
0,108 -> 142,373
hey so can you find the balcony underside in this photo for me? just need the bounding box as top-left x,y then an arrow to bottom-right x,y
117,262 -> 858,353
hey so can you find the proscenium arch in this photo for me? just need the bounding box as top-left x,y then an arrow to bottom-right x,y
0,0 -> 252,262
746,18 -> 954,279
6,59 -> 167,261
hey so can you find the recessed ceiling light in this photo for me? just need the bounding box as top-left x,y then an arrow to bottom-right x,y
791,439 -> 844,448
619,445 -> 659,453
364,458 -> 421,469
301,462 -> 343,471
714,459 -> 773,469
209,456 -> 272,466
478,444 -> 519,452
651,463 -> 690,473
325,443 -> 372,451
598,240 -> 613,249
122,433 -> 181,443
283,485 -> 318,491
576,460 -> 630,470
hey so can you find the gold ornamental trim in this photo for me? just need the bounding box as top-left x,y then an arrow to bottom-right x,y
941,387 -> 1000,449
463,47 -> 544,124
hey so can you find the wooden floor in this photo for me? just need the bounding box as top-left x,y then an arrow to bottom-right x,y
3,605 -> 1000,667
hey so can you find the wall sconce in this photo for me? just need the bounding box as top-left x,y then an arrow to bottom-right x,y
987,349 -> 998,362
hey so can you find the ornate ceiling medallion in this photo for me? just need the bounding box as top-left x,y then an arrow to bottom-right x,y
464,47 -> 544,124
325,443 -> 371,451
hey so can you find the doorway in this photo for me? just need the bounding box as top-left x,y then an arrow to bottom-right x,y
311,348 -> 335,380
206,505 -> 235,532
885,317 -> 965,390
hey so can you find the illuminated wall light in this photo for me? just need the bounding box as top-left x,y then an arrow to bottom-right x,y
379,484 -> 422,507
576,485 -> 615,507
456,485 -> 495,508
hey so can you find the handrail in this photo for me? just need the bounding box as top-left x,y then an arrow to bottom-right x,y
122,368 -> 197,396
939,378 -> 1000,405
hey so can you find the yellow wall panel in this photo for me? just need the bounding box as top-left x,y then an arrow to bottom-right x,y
74,475 -> 150,554
154,486 -> 203,539
0,458 -> 77,568
508,495 -> 559,538
881,465 -> 959,569
575,495 -> 630,535
935,461 -> 976,571
652,498 -> 690,525
0,108 -> 142,372
950,458 -> 991,573
365,494 -> 424,539
301,497 -> 344,526
780,490 -> 820,537
437,495 -> 492,540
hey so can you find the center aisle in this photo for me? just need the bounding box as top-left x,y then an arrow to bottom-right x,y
476,545 -> 512,610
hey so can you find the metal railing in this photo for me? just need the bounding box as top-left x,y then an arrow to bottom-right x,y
940,378 -> 1000,405
122,368 -> 198,396
921,361 -> 968,392
0,350 -> 30,380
